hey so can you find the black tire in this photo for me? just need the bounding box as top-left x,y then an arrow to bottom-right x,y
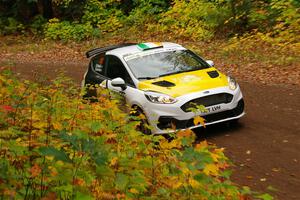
131,106 -> 152,135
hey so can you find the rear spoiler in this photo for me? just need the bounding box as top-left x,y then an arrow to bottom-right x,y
86,43 -> 136,58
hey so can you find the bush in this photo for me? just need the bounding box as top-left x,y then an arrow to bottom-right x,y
44,18 -> 100,41
29,15 -> 47,35
81,0 -> 124,33
0,17 -> 25,36
157,0 -> 229,40
125,0 -> 170,26
0,69 -> 269,199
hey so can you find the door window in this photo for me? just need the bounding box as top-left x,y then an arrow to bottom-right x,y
91,53 -> 105,75
105,55 -> 134,86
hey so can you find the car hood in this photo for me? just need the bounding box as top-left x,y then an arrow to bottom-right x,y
138,67 -> 229,98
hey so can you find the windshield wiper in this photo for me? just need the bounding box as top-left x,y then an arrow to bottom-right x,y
137,76 -> 157,80
159,68 -> 199,77
159,71 -> 182,77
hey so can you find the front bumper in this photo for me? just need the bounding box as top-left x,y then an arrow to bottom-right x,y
142,86 -> 245,134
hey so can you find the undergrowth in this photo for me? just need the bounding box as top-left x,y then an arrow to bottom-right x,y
0,69 -> 272,199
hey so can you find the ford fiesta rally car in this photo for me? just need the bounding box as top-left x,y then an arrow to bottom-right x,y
82,42 -> 245,134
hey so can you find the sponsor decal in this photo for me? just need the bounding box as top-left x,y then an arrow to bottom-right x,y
137,42 -> 163,50
180,75 -> 202,83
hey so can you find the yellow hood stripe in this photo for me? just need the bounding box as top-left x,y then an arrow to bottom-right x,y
138,68 -> 228,98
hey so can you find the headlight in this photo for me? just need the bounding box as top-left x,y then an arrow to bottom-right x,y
227,76 -> 237,90
144,91 -> 177,104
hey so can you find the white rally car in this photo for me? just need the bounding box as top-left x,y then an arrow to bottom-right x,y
82,42 -> 245,134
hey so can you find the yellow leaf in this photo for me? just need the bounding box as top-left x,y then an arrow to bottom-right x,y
172,181 -> 182,189
33,122 -> 47,129
109,157 -> 118,167
46,156 -> 54,161
32,111 -> 40,121
182,167 -> 191,176
210,152 -> 221,162
160,139 -> 181,149
129,188 -> 139,194
56,161 -> 64,166
203,163 -> 219,176
189,178 -> 200,188
166,177 -> 182,189
193,116 -> 206,128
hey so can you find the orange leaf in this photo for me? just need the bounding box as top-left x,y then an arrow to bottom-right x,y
177,129 -> 194,137
73,178 -> 85,186
195,140 -> 208,149
30,164 -> 41,178
193,116 -> 206,128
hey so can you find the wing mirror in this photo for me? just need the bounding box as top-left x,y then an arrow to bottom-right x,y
206,60 -> 214,67
111,78 -> 127,90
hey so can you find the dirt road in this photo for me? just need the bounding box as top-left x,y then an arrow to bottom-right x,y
10,62 -> 300,199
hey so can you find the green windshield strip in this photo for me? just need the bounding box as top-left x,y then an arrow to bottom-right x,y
137,43 -> 149,50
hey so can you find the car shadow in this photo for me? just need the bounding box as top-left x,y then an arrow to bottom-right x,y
193,121 -> 245,142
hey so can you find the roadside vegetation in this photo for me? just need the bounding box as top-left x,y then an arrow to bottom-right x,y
0,69 -> 272,199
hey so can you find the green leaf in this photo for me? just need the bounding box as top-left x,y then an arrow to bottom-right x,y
75,191 -> 94,200
54,185 -> 72,193
96,166 -> 114,177
266,185 -> 278,192
115,173 -> 129,191
90,121 -> 102,132
256,193 -> 274,200
221,170 -> 232,179
194,173 -> 212,184
39,146 -> 72,163
138,159 -> 152,168
241,186 -> 251,195
157,187 -> 168,195
93,151 -> 108,165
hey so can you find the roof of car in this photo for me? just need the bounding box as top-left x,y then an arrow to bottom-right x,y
106,42 -> 186,57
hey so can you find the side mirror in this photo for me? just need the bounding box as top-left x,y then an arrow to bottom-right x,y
206,60 -> 214,67
111,77 -> 127,90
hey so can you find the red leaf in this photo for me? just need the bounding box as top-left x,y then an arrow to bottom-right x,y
1,105 -> 13,112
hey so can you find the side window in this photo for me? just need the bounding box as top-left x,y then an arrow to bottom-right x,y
91,53 -> 105,75
105,55 -> 134,86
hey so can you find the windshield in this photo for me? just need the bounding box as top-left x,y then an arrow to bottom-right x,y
125,50 -> 211,80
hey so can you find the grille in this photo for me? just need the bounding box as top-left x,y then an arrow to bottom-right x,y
158,99 -> 244,130
181,93 -> 233,112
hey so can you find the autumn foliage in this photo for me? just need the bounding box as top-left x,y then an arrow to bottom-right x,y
0,69 -> 268,199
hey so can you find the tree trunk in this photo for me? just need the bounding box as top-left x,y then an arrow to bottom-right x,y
41,0 -> 53,19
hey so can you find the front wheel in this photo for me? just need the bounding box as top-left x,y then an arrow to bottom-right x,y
131,106 -> 152,135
